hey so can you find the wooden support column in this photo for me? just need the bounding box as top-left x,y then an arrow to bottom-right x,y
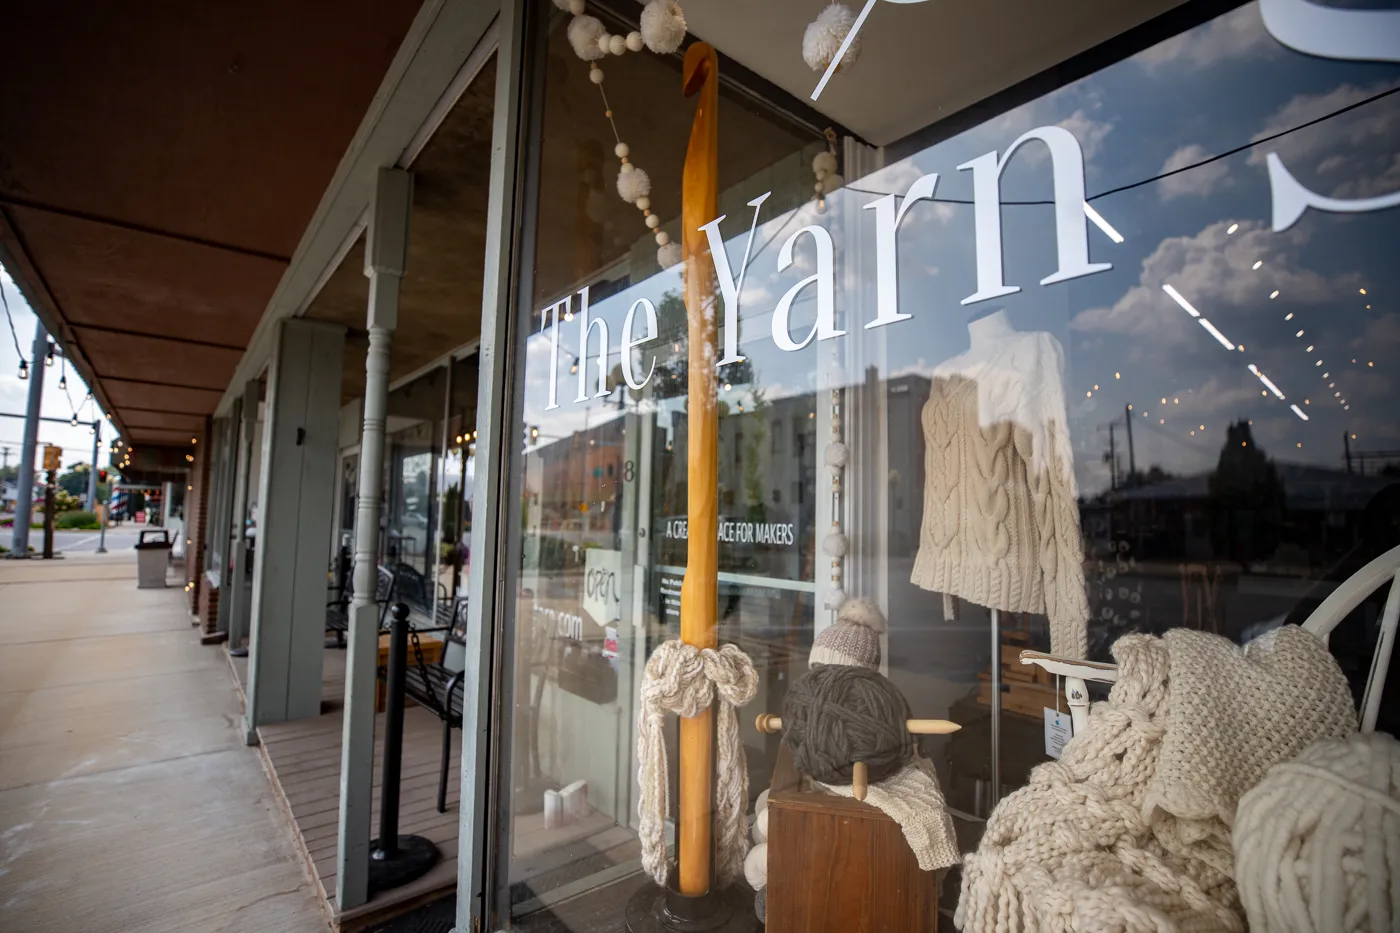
678,41 -> 720,897
337,166 -> 413,911
227,381 -> 261,657
244,318 -> 346,736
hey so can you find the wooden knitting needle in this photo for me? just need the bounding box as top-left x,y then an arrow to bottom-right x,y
852,761 -> 868,801
754,713 -> 961,735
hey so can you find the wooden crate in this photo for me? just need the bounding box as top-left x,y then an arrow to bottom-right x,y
764,745 -> 940,932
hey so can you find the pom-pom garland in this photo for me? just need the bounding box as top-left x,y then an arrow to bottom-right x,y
567,15 -> 608,61
822,532 -> 849,558
824,440 -> 848,469
616,165 -> 651,203
657,241 -> 682,269
565,0 -> 687,269
813,150 -> 838,178
823,586 -> 848,610
803,4 -> 862,73
640,0 -> 687,54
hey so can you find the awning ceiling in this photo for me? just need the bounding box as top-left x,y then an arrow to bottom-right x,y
0,1 -> 424,447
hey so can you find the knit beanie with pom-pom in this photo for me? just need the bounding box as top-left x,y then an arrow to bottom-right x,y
809,598 -> 885,670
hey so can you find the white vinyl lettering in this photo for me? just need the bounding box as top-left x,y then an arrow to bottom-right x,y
772,225 -> 841,352
700,192 -> 772,367
574,285 -> 609,402
958,125 -> 1110,305
864,172 -> 939,329
621,297 -> 659,390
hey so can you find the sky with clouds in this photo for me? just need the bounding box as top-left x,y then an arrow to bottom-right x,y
518,1 -> 1400,501
0,267 -> 117,473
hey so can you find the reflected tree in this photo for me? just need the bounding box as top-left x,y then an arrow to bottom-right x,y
1207,421 -> 1286,564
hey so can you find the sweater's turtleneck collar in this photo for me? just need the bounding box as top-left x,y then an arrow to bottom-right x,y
967,309 -> 1016,347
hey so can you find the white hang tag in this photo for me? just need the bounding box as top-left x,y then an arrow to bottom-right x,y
1044,708 -> 1073,759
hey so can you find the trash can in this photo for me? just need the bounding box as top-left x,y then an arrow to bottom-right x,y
135,529 -> 173,589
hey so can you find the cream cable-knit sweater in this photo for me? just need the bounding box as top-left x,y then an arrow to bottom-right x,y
911,324 -> 1089,656
956,626 -> 1356,933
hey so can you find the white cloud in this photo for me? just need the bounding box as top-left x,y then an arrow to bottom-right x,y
1248,81 -> 1400,200
1157,144 -> 1232,201
1136,5 -> 1278,72
1071,220 -> 1356,348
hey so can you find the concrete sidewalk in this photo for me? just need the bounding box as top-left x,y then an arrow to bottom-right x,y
0,554 -> 327,932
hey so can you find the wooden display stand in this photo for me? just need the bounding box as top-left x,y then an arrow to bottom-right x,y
763,745 -> 940,933
375,632 -> 442,713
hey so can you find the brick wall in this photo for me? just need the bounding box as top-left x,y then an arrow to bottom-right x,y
185,418 -> 212,630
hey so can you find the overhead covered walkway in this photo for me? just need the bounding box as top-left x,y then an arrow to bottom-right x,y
0,552 -> 327,933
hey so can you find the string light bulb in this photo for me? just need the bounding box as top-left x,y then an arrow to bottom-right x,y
17,359 -> 28,380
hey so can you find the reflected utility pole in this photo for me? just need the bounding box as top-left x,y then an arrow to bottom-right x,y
1124,403 -> 1137,487
8,322 -> 46,558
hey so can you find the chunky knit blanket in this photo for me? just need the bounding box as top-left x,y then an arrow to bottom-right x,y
957,626 -> 1356,933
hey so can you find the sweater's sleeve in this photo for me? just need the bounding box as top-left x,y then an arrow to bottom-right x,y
1027,336 -> 1089,658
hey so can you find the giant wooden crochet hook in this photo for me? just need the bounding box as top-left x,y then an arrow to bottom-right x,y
677,39 -> 721,899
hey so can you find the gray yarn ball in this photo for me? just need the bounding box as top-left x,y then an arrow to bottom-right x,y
754,885 -> 765,922
781,665 -> 913,785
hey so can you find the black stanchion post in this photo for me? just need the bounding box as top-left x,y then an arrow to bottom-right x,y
367,602 -> 440,894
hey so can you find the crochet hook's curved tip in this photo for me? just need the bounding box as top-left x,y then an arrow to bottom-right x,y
682,41 -> 716,98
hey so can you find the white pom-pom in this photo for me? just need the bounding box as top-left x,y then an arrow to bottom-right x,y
654,230 -> 669,246
609,34 -> 627,55
551,0 -> 572,10
645,213 -> 661,229
824,441 -> 848,469
823,586 -> 847,609
821,173 -> 845,195
657,241 -> 682,268
813,151 -> 838,178
635,196 -> 650,211
803,4 -> 861,73
589,66 -> 605,84
756,788 -> 769,815
744,842 -> 767,890
836,598 -> 886,633
614,142 -> 629,159
568,15 -> 609,61
640,0 -> 687,54
755,808 -> 769,842
617,166 -> 651,203
568,0 -> 586,13
822,532 -> 848,557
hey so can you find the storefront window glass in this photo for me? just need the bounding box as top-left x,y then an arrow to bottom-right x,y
492,0 -> 1400,927
384,366 -> 448,606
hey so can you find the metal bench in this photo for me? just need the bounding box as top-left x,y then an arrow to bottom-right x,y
326,564 -> 395,647
379,595 -> 469,813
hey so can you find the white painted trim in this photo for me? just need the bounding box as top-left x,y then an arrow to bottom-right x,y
400,19 -> 501,169
295,211 -> 367,318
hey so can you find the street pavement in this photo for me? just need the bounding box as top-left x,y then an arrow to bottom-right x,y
5,525 -> 145,554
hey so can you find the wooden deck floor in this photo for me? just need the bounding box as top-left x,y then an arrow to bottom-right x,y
0,554 -> 328,933
230,644 -> 461,932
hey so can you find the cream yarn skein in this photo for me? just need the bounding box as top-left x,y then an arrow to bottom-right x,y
1234,731 -> 1400,933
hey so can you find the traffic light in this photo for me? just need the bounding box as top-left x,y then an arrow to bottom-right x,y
97,469 -> 108,483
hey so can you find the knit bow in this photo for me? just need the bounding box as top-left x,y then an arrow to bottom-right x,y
636,640 -> 758,888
